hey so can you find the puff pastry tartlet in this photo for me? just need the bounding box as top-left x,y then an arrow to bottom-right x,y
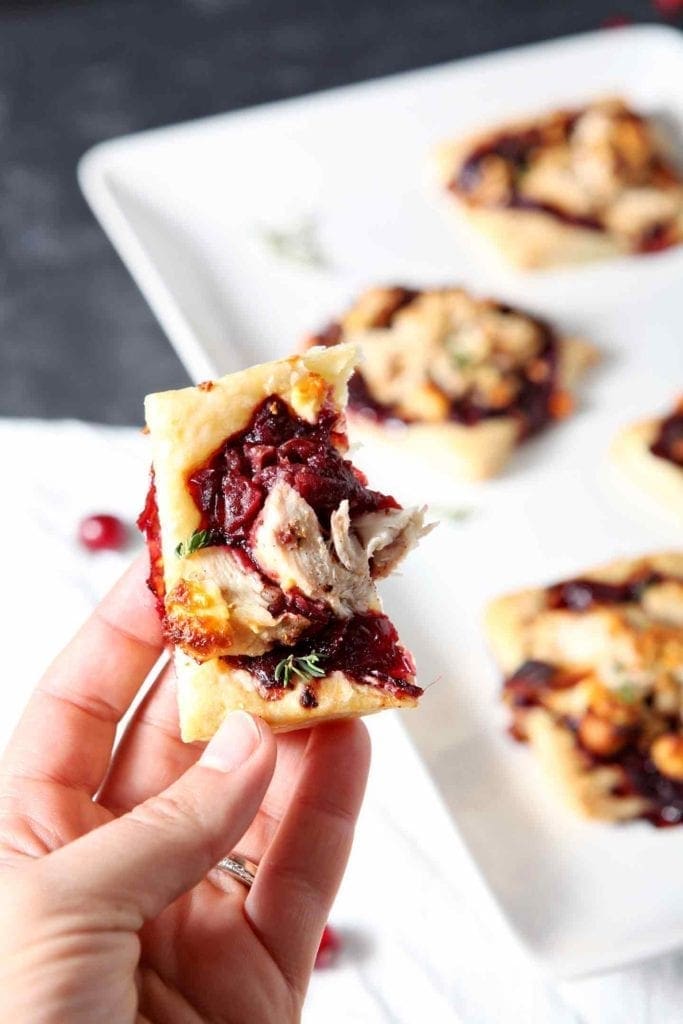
612,397 -> 683,519
305,286 -> 597,480
138,345 -> 431,740
435,97 -> 683,268
486,553 -> 683,825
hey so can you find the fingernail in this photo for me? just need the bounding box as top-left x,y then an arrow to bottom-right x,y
199,711 -> 262,773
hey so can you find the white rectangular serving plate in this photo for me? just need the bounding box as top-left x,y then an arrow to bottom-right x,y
80,26 -> 683,978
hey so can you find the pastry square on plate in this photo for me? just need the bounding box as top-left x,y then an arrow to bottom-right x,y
139,344 -> 431,740
612,396 -> 683,519
486,553 -> 683,824
435,97 -> 683,269
305,286 -> 597,480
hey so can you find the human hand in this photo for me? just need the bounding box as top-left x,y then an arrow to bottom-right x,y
0,557 -> 370,1023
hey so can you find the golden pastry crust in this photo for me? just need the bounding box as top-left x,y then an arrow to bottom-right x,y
486,552 -> 683,823
175,653 -> 417,741
611,408 -> 683,520
349,414 -> 519,482
434,97 -> 683,269
305,286 -> 598,480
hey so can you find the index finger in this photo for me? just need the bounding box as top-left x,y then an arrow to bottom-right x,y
0,554 -> 164,799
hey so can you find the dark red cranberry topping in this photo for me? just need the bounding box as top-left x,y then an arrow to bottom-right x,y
507,194 -> 603,232
576,728 -> 683,829
78,513 -> 128,553
300,686 -> 319,709
137,477 -> 165,614
230,612 -> 421,699
188,395 -> 398,547
347,371 -> 406,425
616,751 -> 683,827
638,220 -> 678,254
455,127 -> 546,190
503,659 -> 561,708
312,321 -> 343,347
547,571 -> 664,611
650,404 -> 683,466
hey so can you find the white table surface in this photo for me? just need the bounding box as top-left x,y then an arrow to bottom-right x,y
3,416 -> 682,1023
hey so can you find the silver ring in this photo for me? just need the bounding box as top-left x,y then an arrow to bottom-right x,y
216,853 -> 258,889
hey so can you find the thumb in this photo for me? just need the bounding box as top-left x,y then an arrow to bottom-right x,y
37,711 -> 276,925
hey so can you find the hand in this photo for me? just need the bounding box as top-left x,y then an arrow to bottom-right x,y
0,557 -> 370,1023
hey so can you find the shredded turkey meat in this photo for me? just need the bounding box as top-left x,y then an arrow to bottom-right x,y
252,480 -> 431,615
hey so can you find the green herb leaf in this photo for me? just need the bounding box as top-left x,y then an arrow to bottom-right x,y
615,683 -> 639,704
430,506 -> 474,524
176,529 -> 218,558
450,351 -> 472,371
258,217 -> 329,270
274,652 -> 326,688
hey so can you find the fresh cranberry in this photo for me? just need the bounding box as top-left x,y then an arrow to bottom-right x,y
314,924 -> 341,969
78,513 -> 127,552
653,0 -> 683,17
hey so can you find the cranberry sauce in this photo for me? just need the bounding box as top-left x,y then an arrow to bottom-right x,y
449,112 -> 600,230
507,195 -> 602,232
615,750 -> 683,827
650,402 -> 683,466
137,474 -> 165,614
187,394 -> 399,549
347,371 -> 405,425
547,571 -> 664,611
455,126 -> 546,192
231,612 -> 421,701
638,221 -> 679,254
503,659 -> 566,709
575,724 -> 683,829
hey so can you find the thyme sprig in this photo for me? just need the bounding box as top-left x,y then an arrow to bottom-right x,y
258,217 -> 329,269
615,683 -> 639,704
274,652 -> 326,688
175,529 -> 219,558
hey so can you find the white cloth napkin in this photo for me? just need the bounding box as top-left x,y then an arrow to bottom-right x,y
1,418 -> 681,1023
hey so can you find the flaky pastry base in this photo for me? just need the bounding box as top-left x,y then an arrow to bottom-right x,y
175,653 -> 417,741
611,418 -> 683,520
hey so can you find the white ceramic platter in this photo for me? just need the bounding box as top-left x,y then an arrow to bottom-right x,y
80,26 -> 683,977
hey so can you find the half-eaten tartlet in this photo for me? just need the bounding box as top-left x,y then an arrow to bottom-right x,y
138,344 -> 432,740
486,552 -> 683,825
612,396 -> 683,520
305,285 -> 597,480
435,97 -> 683,269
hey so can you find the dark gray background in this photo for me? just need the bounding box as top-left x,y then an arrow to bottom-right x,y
1,0 -> 674,424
